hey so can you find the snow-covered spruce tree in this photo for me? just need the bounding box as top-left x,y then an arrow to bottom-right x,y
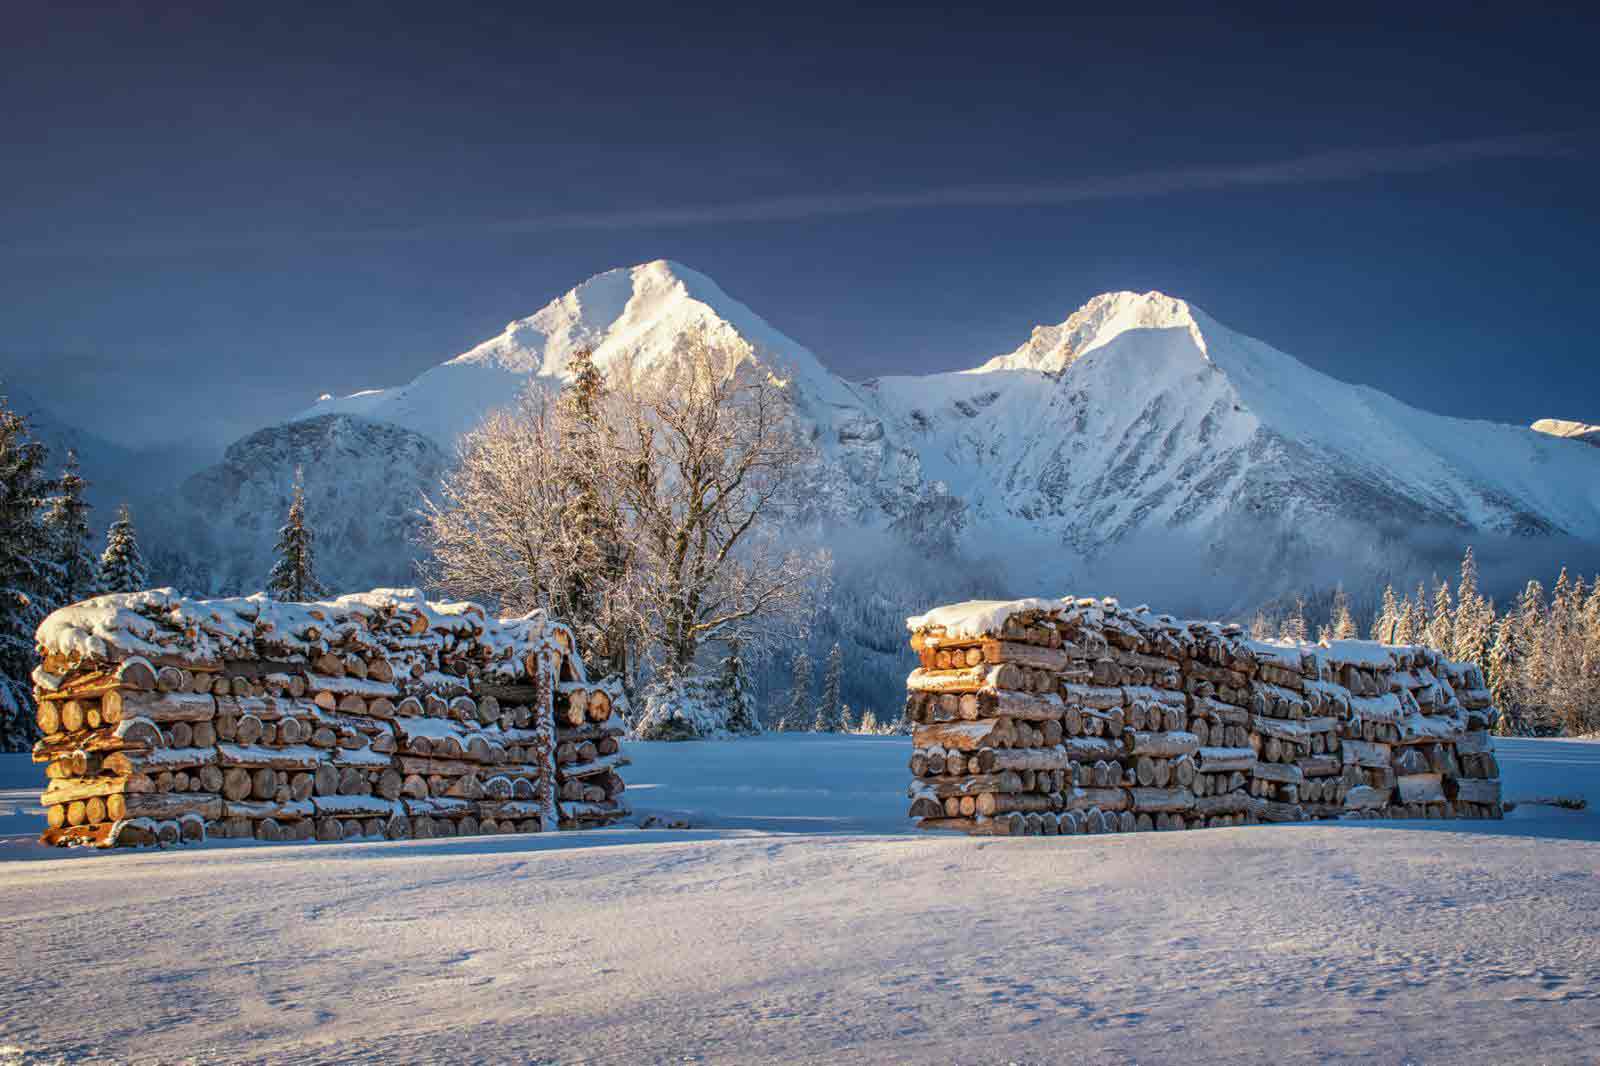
1486,614 -> 1522,735
266,467 -> 325,601
553,348 -> 632,679
814,642 -> 843,732
858,707 -> 879,734
97,504 -> 147,594
1451,546 -> 1495,668
1330,587 -> 1357,640
0,400 -> 62,751
1427,577 -> 1454,654
41,449 -> 96,605
779,650 -> 813,732
1278,598 -> 1307,643
717,639 -> 761,735
1249,609 -> 1274,641
839,701 -> 856,733
1372,583 -> 1400,642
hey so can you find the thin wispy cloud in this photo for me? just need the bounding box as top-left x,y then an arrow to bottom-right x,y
7,131 -> 1588,258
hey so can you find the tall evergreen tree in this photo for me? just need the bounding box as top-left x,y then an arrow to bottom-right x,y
1428,577 -> 1454,653
717,639 -> 760,735
1278,598 -> 1307,643
266,468 -> 325,601
41,449 -> 95,605
0,400 -> 61,750
777,650 -> 813,732
814,642 -> 843,732
97,504 -> 147,594
1330,587 -> 1357,640
1451,546 -> 1493,666
1486,614 -> 1521,734
554,347 -> 630,679
1372,583 -> 1400,642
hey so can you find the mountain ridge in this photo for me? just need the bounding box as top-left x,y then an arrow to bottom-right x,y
166,259 -> 1600,597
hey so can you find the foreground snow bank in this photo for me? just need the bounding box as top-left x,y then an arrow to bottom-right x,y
0,737 -> 1595,1063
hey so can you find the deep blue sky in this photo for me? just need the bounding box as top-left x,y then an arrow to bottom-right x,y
2,2 -> 1596,449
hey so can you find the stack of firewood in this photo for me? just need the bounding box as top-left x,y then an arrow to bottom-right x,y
904,597 -> 1504,837
32,588 -> 629,848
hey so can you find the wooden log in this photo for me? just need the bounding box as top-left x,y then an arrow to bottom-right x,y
910,772 -> 1026,798
975,791 -> 1057,816
1194,792 -> 1259,816
907,664 -> 1036,695
1121,731 -> 1199,758
101,691 -> 216,726
41,775 -> 154,805
1129,787 -> 1196,813
1251,762 -> 1304,785
1396,773 -> 1444,804
977,639 -> 1076,671
1343,785 -> 1390,810
121,792 -> 223,820
913,719 -> 1012,752
1194,746 -> 1256,772
974,747 -> 1073,773
1340,739 -> 1392,769
1064,787 -> 1132,813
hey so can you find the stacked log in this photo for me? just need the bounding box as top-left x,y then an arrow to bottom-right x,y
32,588 -> 626,847
904,597 -> 1503,836
551,678 -> 630,829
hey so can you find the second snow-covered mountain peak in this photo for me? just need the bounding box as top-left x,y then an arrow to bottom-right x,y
974,289 -> 1209,375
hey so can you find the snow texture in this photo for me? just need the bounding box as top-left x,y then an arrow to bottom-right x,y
0,735 -> 1596,1063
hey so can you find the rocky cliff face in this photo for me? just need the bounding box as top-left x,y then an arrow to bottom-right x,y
169,415 -> 447,594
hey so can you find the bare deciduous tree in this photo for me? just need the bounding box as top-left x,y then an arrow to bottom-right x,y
419,331 -> 829,702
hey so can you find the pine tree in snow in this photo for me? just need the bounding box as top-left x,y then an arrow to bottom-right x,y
1330,587 -> 1357,640
1372,583 -> 1400,643
777,650 -> 812,732
41,449 -> 95,605
814,642 -> 843,732
1486,615 -> 1521,734
98,504 -> 147,594
839,702 -> 856,733
0,400 -> 61,751
1398,583 -> 1428,645
266,468 -> 326,601
1278,598 -> 1307,643
858,707 -> 880,734
1451,546 -> 1493,667
1427,577 -> 1454,654
716,640 -> 760,735
1249,610 -> 1273,641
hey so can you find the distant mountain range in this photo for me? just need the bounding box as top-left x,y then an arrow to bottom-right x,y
158,259 -> 1600,605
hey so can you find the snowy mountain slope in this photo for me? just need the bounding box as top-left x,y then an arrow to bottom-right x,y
163,415 -> 448,594
170,260 -> 1600,599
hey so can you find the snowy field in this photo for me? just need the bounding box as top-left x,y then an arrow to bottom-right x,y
1,735 -> 1597,1065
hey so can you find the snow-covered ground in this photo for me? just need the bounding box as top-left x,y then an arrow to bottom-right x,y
1,736 -> 1597,1064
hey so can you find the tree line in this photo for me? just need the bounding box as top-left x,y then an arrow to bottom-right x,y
1251,546 -> 1600,736
0,396 -> 327,750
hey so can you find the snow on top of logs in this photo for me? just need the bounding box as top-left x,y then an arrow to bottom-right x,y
905,597 -> 1074,637
1241,639 -> 1306,670
36,587 -> 569,672
1311,640 -> 1397,669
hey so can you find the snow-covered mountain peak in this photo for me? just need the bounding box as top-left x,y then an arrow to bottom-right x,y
303,259 -> 852,443
974,289 -> 1206,375
1532,418 -> 1600,447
